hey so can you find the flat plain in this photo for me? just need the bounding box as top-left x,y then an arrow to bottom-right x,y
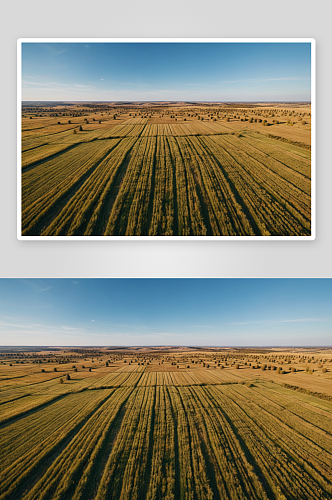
1,346 -> 331,500
21,102 -> 312,237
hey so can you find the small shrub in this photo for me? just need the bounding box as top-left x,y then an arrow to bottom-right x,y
79,125 -> 83,131
235,364 -> 239,369
59,378 -> 63,384
322,367 -> 327,373
66,373 -> 71,380
54,367 -> 57,372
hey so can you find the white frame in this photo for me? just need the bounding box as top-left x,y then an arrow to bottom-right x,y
17,38 -> 316,240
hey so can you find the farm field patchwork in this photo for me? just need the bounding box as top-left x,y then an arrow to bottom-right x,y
1,346 -> 331,500
21,103 -> 312,236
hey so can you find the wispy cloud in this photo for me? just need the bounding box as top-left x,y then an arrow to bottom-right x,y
74,84 -> 95,88
22,80 -> 94,91
60,326 -> 83,331
56,50 -> 67,54
220,77 -> 307,84
184,83 -> 212,87
229,317 -> 328,326
188,325 -> 214,328
18,279 -> 53,295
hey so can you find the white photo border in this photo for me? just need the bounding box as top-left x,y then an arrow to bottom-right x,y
17,38 -> 316,241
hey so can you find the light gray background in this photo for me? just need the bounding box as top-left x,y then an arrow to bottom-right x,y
1,0 -> 330,277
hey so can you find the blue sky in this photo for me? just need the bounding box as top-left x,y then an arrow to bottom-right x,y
0,279 -> 330,346
22,42 -> 311,102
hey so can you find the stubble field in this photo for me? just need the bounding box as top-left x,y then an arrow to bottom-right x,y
21,103 -> 312,237
1,346 -> 331,500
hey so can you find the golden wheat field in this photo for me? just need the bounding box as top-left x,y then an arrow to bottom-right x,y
21,103 -> 312,237
1,346 -> 331,500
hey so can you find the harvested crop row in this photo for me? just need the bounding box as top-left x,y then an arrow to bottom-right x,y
18,387 -> 132,500
148,136 -> 175,235
212,135 -> 310,229
42,137 -> 137,236
185,136 -> 255,235
241,133 -> 311,178
146,386 -> 176,500
202,136 -> 310,236
105,137 -> 156,235
95,386 -> 155,500
208,385 -> 331,499
187,385 -> 269,499
22,140 -> 116,208
0,389 -> 115,500
222,135 -> 311,206
22,140 -> 121,235
172,137 -> 207,235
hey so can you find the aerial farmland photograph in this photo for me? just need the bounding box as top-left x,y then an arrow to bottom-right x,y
19,40 -> 314,238
0,278 -> 331,499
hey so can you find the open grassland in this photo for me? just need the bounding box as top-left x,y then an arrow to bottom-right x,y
21,103 -> 312,236
1,346 -> 331,500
